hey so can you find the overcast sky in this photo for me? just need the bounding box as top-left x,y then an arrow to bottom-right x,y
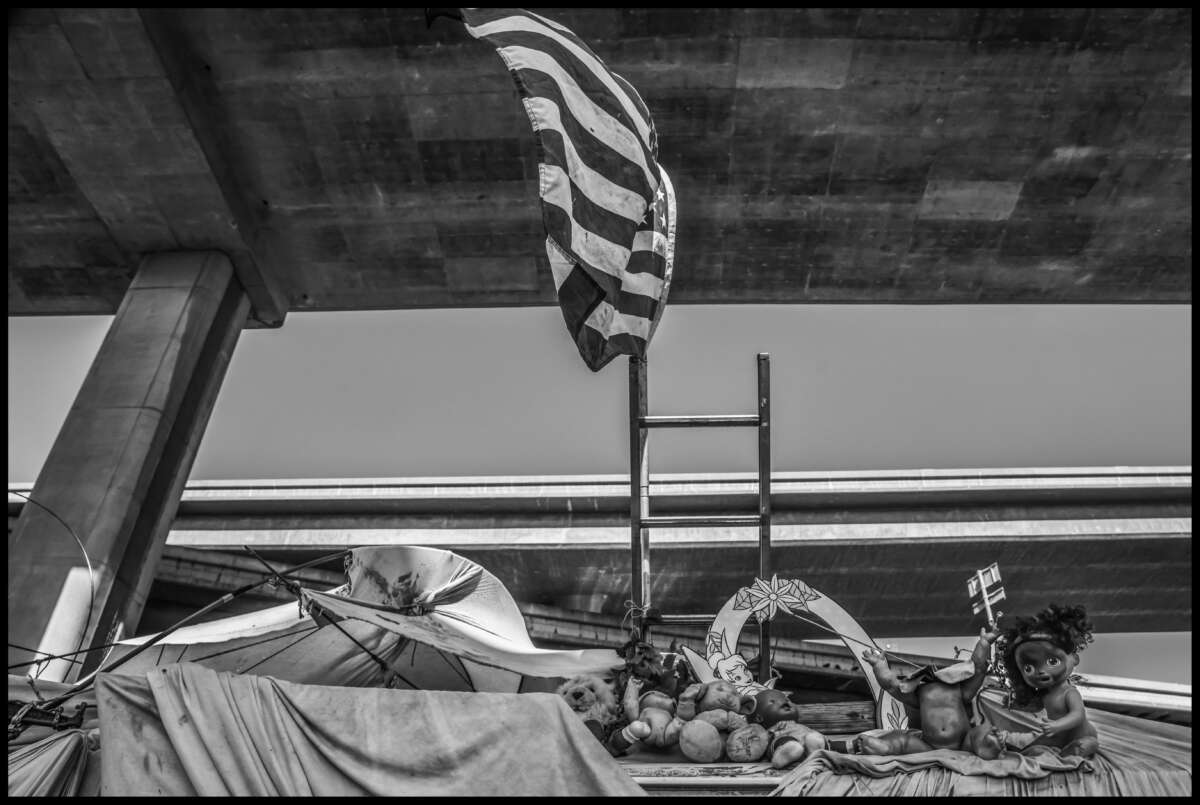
7,304 -> 1191,482
7,304 -> 1192,682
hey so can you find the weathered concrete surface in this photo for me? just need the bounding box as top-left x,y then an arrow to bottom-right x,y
6,252 -> 249,679
7,8 -> 1192,314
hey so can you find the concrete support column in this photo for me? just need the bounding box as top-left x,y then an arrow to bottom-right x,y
8,251 -> 251,681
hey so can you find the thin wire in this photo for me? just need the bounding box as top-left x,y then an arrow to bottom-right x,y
237,628 -> 322,676
6,638 -> 129,670
311,608 -> 392,675
190,626 -> 321,664
434,646 -> 475,688
9,491 -> 96,677
779,608 -> 924,671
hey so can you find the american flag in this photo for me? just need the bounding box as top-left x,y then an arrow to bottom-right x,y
459,8 -> 676,372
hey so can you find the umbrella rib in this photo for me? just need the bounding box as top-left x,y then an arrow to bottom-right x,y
434,647 -> 476,690
190,626 -> 321,663
237,627 -> 323,675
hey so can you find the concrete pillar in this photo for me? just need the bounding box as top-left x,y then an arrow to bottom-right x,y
8,251 -> 251,681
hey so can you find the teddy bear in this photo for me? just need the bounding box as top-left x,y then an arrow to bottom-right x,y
672,680 -> 758,763
748,689 -> 827,768
556,673 -> 652,757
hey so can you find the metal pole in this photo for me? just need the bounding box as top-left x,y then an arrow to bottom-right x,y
629,356 -> 650,639
757,353 -> 772,682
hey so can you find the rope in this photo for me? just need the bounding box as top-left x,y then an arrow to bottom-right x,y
7,639 -> 127,671
620,599 -> 650,640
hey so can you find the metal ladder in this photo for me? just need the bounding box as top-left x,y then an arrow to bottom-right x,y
627,353 -> 774,682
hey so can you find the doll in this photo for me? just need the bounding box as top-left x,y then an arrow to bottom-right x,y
992,603 -> 1098,758
856,623 -> 1004,759
749,689 -> 827,768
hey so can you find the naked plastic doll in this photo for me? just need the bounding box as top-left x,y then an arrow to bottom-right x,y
856,624 -> 1004,759
750,689 -> 827,768
992,603 -> 1099,758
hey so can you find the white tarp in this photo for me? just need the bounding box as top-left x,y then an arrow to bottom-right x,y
105,545 -> 621,692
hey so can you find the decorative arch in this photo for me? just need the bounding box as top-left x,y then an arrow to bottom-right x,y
679,575 -> 909,730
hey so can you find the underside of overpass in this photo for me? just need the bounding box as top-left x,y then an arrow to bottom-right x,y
8,7 -> 1192,321
6,8 -> 1192,682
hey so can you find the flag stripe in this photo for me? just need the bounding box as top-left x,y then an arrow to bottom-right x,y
539,163 -> 640,252
525,98 -> 648,223
518,87 -> 653,201
488,31 -> 649,156
465,14 -> 657,160
492,43 -> 659,193
462,8 -> 675,372
540,198 -> 662,299
465,7 -> 653,137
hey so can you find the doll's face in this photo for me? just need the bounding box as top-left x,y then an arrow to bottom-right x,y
1014,640 -> 1077,690
753,690 -> 799,727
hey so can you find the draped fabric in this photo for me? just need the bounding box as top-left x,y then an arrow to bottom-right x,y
769,691 -> 1193,797
461,8 -> 676,371
6,676 -> 102,797
7,729 -> 92,797
95,664 -> 647,796
102,545 -> 623,693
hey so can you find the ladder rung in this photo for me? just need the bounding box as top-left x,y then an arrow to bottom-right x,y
641,514 -> 762,527
657,614 -> 716,625
641,414 -> 759,428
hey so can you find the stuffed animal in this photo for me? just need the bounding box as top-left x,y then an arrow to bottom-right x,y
676,680 -> 756,721
555,674 -> 650,757
750,689 -> 827,768
615,638 -> 693,702
673,680 -> 758,763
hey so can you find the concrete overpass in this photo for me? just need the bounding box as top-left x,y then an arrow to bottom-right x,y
7,8 -> 1192,679
9,8 -> 1192,318
10,465 -> 1190,638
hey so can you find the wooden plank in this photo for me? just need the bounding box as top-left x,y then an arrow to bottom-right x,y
792,699 -> 878,733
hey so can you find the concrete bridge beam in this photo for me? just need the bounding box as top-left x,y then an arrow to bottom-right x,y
7,251 -> 250,680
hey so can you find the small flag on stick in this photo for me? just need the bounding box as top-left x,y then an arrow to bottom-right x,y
967,563 -> 1006,623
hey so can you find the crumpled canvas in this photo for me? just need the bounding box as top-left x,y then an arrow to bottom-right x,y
7,675 -> 103,797
104,545 -> 623,693
95,663 -> 646,796
769,690 -> 1193,797
7,729 -> 93,797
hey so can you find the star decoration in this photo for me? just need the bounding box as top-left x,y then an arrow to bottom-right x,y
743,575 -> 814,623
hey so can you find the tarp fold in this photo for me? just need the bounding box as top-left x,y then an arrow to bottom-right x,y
96,663 -> 646,796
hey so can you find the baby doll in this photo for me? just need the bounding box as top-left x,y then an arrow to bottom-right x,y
856,624 -> 1004,759
749,689 -> 828,768
992,603 -> 1098,758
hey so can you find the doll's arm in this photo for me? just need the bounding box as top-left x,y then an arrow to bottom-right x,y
622,677 -> 645,723
861,648 -> 919,707
1034,687 -> 1088,736
961,625 -> 1001,700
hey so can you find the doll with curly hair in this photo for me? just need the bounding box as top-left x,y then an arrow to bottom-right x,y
992,603 -> 1098,759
